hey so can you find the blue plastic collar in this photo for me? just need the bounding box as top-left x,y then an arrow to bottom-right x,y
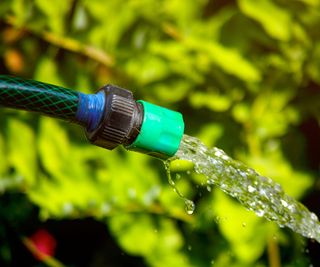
76,91 -> 105,131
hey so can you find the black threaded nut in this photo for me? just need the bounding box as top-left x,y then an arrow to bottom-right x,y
86,84 -> 142,150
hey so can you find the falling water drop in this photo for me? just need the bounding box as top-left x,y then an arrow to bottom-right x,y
185,199 -> 195,215
164,160 -> 196,215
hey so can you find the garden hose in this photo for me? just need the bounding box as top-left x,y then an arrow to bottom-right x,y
0,75 -> 184,159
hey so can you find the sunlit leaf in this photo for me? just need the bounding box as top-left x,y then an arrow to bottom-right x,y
109,214 -> 158,255
185,38 -> 262,82
0,132 -> 6,175
7,119 -> 36,185
238,0 -> 292,41
38,118 -> 70,178
34,0 -> 72,33
212,190 -> 270,263
190,91 -> 231,112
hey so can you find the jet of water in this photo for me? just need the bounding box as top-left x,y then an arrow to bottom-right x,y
174,135 -> 320,243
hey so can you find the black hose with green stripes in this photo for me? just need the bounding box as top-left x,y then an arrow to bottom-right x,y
0,75 -> 79,121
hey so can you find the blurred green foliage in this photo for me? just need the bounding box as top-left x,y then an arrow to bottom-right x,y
0,0 -> 320,266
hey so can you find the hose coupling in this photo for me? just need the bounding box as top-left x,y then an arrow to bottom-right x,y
86,84 -> 142,150
86,84 -> 184,159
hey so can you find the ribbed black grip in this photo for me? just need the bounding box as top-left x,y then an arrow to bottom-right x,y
86,85 -> 142,150
99,94 -> 136,144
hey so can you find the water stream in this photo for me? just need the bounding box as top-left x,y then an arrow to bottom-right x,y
170,134 -> 320,243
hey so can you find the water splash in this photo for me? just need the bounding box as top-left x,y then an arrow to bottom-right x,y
164,161 -> 195,214
174,134 -> 320,243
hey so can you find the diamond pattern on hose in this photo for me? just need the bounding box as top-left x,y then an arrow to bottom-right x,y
0,75 -> 79,121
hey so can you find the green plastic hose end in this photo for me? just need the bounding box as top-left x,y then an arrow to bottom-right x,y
126,100 -> 184,159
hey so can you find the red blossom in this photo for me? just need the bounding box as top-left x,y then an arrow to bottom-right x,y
29,229 -> 57,260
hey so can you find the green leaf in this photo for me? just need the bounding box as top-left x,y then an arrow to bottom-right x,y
197,123 -> 224,148
238,0 -> 292,41
299,0 -> 320,6
34,57 -> 64,86
0,132 -> 6,175
10,0 -> 33,24
72,4 -> 89,31
152,81 -> 191,103
109,214 -> 158,255
190,91 -> 231,112
185,38 -> 262,82
163,0 -> 207,26
232,103 -> 251,123
7,119 -> 36,185
34,0 -> 72,33
0,0 -> 11,17
307,42 -> 320,85
38,117 -> 70,178
212,190 -> 270,263
125,55 -> 170,85
84,0 -> 138,50
146,218 -> 190,267
110,214 -> 190,267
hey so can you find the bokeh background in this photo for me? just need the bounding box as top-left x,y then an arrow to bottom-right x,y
0,0 -> 320,266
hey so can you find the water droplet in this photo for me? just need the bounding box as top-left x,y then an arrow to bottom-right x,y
286,204 -> 293,211
188,245 -> 192,251
311,213 -> 318,220
247,185 -> 256,193
210,259 -> 215,265
240,172 -> 247,178
259,188 -> 267,196
242,222 -> 247,227
256,210 -> 265,217
222,155 -> 229,160
176,174 -> 181,180
207,186 -> 211,192
207,179 -> 215,185
281,199 -> 288,207
185,199 -> 195,215
274,183 -> 282,192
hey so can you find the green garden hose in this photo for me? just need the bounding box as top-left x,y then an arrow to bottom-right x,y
0,75 -> 79,121
0,75 -> 184,158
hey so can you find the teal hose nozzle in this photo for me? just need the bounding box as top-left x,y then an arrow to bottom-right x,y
126,100 -> 184,159
87,85 -> 184,159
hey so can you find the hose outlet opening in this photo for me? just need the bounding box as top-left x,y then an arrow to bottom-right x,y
126,100 -> 184,159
